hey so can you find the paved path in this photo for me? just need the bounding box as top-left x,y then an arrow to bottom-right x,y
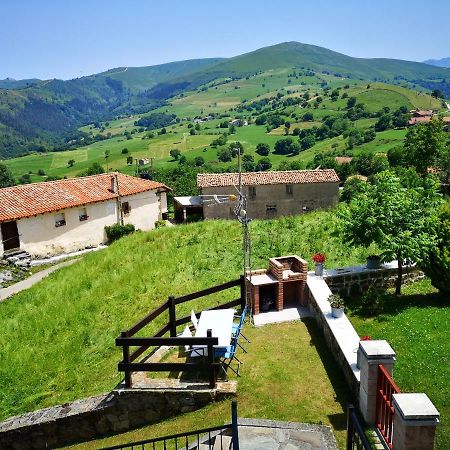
0,259 -> 79,302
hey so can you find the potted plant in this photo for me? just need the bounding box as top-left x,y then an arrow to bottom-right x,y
366,254 -> 381,270
312,253 -> 326,276
328,293 -> 345,318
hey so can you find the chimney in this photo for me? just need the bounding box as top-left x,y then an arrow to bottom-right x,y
110,174 -> 118,193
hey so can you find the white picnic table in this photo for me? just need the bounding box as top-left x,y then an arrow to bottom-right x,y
191,309 -> 235,357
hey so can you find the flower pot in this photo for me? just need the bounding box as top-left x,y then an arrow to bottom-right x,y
314,263 -> 324,276
366,256 -> 381,270
331,307 -> 344,318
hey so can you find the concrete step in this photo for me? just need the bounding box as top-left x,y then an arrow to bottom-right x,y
213,435 -> 232,450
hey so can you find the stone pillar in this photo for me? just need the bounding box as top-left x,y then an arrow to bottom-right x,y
183,207 -> 187,222
358,340 -> 396,424
392,393 -> 440,450
253,286 -> 260,315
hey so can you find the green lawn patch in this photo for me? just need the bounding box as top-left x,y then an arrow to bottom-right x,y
65,321 -> 350,449
348,279 -> 449,450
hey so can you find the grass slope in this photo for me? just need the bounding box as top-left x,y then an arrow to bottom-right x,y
0,211 -> 372,421
349,279 -> 450,450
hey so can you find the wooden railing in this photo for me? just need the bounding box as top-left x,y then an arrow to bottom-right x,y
346,404 -> 372,450
116,276 -> 246,388
375,364 -> 400,449
101,400 -> 240,450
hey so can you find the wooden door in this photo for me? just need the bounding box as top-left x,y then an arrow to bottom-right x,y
1,221 -> 20,251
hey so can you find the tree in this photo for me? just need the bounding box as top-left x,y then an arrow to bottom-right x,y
375,114 -> 393,131
302,112 -> 314,122
78,162 -> 104,176
229,142 -> 244,157
387,146 -> 405,167
170,149 -> 181,160
121,148 -> 129,154
256,143 -> 270,156
338,171 -> 441,294
68,159 -> 75,167
340,177 -> 368,203
330,89 -> 339,101
431,89 -> 444,99
38,169 -> 46,176
126,156 -> 133,165
218,147 -> 232,162
255,157 -> 272,171
419,202 -> 450,295
242,154 -> 255,172
194,156 -> 205,166
346,97 -> 357,108
0,163 -> 15,188
299,134 -> 316,150
404,119 -> 447,175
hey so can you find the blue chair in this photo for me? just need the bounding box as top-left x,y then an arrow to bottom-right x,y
214,334 -> 241,378
232,306 -> 250,346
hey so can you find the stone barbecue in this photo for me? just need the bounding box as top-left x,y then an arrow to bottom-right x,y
247,255 -> 308,315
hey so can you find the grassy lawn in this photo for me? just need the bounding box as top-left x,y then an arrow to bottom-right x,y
0,211 -> 372,422
66,320 -> 350,449
347,279 -> 449,450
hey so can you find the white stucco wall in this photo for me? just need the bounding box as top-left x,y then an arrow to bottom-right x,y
6,189 -> 167,257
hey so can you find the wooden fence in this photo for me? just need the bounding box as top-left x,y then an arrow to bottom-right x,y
116,276 -> 246,388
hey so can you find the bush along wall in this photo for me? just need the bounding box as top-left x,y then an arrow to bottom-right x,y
104,223 -> 135,243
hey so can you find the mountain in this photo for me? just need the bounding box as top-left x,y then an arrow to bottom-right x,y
1,41 -> 450,159
0,78 -> 41,89
201,42 -> 450,80
423,57 -> 450,68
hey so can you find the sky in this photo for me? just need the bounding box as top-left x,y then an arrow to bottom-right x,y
1,0 -> 449,80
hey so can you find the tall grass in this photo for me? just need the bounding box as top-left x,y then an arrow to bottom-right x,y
0,210 -> 370,420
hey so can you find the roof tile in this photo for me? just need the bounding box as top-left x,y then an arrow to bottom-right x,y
0,173 -> 169,222
197,169 -> 339,188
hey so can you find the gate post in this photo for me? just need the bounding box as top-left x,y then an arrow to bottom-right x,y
358,340 -> 396,424
392,393 -> 439,450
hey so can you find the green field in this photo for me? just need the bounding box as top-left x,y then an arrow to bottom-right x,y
2,70 -> 446,182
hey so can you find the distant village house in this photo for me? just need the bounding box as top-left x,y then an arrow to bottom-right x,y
229,118 -> 248,127
195,169 -> 339,220
0,173 -> 170,257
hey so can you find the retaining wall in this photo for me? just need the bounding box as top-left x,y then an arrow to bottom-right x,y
0,384 -> 235,450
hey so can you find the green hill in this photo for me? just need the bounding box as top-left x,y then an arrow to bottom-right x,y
1,41 -> 449,160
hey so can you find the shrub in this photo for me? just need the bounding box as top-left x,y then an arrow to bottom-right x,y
155,220 -> 166,229
104,223 -> 135,243
359,286 -> 386,316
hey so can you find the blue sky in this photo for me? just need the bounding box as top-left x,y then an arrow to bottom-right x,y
1,0 -> 449,80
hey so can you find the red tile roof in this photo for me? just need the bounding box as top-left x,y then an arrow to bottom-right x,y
197,169 -> 339,188
0,173 -> 169,223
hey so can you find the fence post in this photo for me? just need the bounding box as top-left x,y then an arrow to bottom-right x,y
231,400 -> 240,450
168,295 -> 176,337
207,329 -> 216,388
240,275 -> 246,309
121,331 -> 132,388
346,404 -> 354,450
358,340 -> 396,424
392,393 -> 440,450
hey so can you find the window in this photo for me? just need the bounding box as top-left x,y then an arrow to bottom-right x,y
248,186 -> 256,198
79,207 -> 88,222
266,204 -> 277,212
286,184 -> 293,195
55,213 -> 66,227
122,201 -> 131,215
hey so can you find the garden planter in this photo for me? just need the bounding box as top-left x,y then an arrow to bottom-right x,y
314,263 -> 324,276
331,307 -> 344,318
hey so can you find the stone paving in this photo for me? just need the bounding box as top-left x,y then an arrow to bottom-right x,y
236,419 -> 337,450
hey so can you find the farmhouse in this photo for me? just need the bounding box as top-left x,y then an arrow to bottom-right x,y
0,173 -> 170,257
197,169 -> 339,220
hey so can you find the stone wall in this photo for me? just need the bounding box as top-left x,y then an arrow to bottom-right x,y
306,276 -> 361,399
0,384 -> 235,450
323,263 -> 424,297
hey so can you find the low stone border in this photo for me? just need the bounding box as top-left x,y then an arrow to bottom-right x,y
0,383 -> 236,450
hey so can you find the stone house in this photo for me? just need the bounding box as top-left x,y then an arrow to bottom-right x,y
0,173 -> 170,257
197,169 -> 339,220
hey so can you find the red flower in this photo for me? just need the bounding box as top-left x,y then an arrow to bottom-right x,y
312,253 -> 326,263
361,335 -> 372,341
